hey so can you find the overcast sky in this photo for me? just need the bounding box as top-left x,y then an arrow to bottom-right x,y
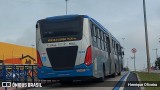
0,0 -> 160,71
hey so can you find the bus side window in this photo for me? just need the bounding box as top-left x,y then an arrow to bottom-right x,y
118,45 -> 121,55
97,28 -> 101,49
112,40 -> 116,54
103,33 -> 106,51
106,36 -> 110,53
115,42 -> 117,55
91,24 -> 98,48
112,40 -> 114,50
91,24 -> 94,36
115,44 -> 118,55
101,31 -> 104,40
93,25 -> 97,36
100,31 -> 104,51
104,34 -> 107,52
112,40 -> 114,48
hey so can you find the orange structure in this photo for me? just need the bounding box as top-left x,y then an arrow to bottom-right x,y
0,42 -> 37,65
4,58 -> 22,64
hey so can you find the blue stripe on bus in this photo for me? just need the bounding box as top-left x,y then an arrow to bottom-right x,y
46,14 -> 85,22
38,64 -> 93,79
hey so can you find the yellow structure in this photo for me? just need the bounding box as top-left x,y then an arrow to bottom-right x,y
21,55 -> 36,65
0,42 -> 37,64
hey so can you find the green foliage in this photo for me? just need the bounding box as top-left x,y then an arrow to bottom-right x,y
123,67 -> 129,71
126,67 -> 129,71
155,57 -> 160,69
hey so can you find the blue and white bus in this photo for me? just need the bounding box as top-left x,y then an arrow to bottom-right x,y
36,15 -> 124,84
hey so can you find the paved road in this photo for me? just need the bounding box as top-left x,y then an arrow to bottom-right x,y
1,71 -> 140,90
27,71 -> 128,90
123,72 -> 140,90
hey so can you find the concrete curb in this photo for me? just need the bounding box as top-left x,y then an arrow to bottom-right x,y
135,72 -> 145,90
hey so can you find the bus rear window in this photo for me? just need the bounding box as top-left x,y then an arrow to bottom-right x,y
39,18 -> 83,43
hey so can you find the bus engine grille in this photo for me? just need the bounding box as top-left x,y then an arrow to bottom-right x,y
46,46 -> 78,71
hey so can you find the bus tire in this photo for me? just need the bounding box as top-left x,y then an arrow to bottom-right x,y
118,72 -> 121,76
97,66 -> 105,82
111,65 -> 116,78
110,72 -> 116,78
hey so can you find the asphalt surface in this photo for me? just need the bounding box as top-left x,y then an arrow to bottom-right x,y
27,71 -> 128,90
1,71 -> 142,90
123,72 -> 141,90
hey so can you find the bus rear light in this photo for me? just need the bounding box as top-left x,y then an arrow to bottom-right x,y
84,46 -> 92,66
37,51 -> 43,68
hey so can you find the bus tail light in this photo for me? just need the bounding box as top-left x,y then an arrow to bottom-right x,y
37,51 -> 43,68
84,46 -> 92,66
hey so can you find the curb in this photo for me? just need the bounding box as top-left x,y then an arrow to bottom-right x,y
135,72 -> 145,90
113,72 -> 129,90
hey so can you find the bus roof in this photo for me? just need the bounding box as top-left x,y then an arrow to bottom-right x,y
41,15 -> 121,46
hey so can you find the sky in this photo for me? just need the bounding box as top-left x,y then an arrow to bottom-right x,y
0,0 -> 160,71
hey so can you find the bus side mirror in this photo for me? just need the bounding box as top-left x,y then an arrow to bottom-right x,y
36,24 -> 38,29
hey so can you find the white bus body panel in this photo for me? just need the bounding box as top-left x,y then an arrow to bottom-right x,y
36,18 -> 91,68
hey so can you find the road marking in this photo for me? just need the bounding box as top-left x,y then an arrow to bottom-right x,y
113,72 -> 130,90
119,72 -> 130,90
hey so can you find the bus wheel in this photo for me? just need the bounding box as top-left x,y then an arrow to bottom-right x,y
110,65 -> 116,78
60,80 -> 73,85
97,67 -> 105,82
118,72 -> 121,76
110,72 -> 116,78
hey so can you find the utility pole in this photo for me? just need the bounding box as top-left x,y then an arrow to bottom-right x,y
65,0 -> 68,15
134,53 -> 136,71
131,48 -> 137,71
143,0 -> 151,73
127,58 -> 129,68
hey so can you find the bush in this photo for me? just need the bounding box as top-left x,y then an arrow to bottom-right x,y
155,57 -> 160,69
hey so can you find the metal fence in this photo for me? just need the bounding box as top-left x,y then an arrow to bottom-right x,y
0,65 -> 38,83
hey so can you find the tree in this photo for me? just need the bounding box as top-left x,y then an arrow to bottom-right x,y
155,57 -> 160,69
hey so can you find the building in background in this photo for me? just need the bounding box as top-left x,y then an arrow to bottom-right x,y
0,42 -> 36,65
4,55 -> 36,65
0,60 -> 3,65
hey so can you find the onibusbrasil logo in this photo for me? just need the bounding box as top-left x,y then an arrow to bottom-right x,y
2,82 -> 42,88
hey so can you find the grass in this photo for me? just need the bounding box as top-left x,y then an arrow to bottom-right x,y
137,72 -> 160,90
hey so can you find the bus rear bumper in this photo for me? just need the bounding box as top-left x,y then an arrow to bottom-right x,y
38,64 -> 93,80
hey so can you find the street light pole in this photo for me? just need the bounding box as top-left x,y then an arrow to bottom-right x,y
134,53 -> 136,71
143,0 -> 151,73
65,0 -> 68,15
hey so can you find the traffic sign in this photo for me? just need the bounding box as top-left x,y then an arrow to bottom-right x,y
131,48 -> 137,53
